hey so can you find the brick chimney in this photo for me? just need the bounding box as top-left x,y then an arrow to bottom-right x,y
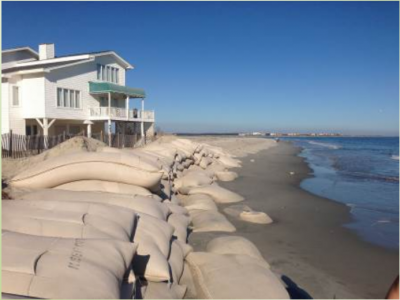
39,43 -> 55,60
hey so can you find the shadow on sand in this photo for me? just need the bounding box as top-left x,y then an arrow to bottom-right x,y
282,275 -> 313,299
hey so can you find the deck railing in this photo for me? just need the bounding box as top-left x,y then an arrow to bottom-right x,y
89,107 -> 155,121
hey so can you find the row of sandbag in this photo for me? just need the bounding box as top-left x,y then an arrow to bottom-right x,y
2,189 -> 192,299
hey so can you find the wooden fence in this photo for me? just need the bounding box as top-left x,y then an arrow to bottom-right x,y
1,130 -> 155,159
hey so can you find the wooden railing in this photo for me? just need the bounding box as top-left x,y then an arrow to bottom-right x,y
1,130 -> 85,159
2,131 -> 157,159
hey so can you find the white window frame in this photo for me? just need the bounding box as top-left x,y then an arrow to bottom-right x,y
56,87 -> 82,110
12,85 -> 20,107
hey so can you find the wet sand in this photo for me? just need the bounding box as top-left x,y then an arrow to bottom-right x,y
189,141 -> 398,299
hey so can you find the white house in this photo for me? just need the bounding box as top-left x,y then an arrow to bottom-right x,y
1,43 -> 155,139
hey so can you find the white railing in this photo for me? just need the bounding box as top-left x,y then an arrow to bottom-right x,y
139,110 -> 155,120
89,107 -> 155,121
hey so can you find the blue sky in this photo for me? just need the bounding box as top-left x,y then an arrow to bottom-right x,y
3,2 -> 399,135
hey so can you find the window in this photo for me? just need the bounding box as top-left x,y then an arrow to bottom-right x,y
97,64 -> 119,83
64,89 -> 69,107
97,64 -> 102,80
111,68 -> 115,83
12,86 -> 19,106
70,90 -> 75,108
75,91 -> 80,108
57,88 -> 63,107
57,87 -> 81,109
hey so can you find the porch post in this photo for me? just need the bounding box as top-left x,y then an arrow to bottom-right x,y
108,92 -> 112,147
108,119 -> 112,147
141,98 -> 145,138
126,95 -> 129,120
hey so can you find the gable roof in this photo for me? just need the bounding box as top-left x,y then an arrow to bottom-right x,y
2,46 -> 39,58
2,49 -> 133,74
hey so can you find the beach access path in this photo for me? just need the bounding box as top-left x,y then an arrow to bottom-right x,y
186,137 -> 398,299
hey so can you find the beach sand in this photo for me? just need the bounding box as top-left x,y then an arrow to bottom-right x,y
188,140 -> 398,299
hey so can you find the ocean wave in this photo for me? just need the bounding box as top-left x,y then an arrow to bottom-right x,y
391,155 -> 399,160
340,171 -> 399,183
308,141 -> 341,149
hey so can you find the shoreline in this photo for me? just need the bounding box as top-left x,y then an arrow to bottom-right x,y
188,141 -> 398,299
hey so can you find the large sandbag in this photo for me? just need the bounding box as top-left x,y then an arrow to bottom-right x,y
2,214 -> 131,242
168,213 -> 191,242
164,201 -> 189,216
55,180 -> 153,197
206,236 -> 269,267
133,214 -> 174,282
9,151 -> 163,191
180,194 -> 218,211
179,262 -> 197,298
218,156 -> 241,168
17,189 -> 169,220
3,199 -> 136,238
143,282 -> 187,299
2,231 -> 137,299
169,240 -> 185,283
187,183 -> 244,203
240,211 -> 273,224
199,157 -> 212,169
185,252 -> 290,299
189,210 -> 235,233
174,171 -> 213,190
215,171 -> 238,182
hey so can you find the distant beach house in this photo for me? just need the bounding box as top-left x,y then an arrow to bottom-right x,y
1,43 -> 155,138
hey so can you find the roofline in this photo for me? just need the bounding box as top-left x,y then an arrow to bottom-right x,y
2,47 -> 39,58
3,68 -> 49,76
47,57 -> 95,71
16,54 -> 91,67
93,51 -> 134,70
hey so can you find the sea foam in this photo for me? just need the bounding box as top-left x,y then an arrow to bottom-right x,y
308,141 -> 340,150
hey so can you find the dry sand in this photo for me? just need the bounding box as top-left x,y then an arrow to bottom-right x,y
189,140 -> 398,299
183,136 -> 277,157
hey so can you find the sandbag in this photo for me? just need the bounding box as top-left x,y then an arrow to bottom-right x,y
169,240 -> 185,283
174,240 -> 193,258
215,171 -> 238,182
9,151 -> 163,191
218,156 -> 241,168
206,236 -> 269,267
2,231 -> 137,299
180,194 -> 218,211
3,200 -> 136,239
187,183 -> 244,203
199,157 -> 212,169
189,210 -> 235,233
240,211 -> 273,224
179,262 -> 197,298
55,180 -> 153,197
133,214 -> 174,282
186,252 -> 290,299
2,213 -> 131,242
164,201 -> 189,216
18,189 -> 169,220
168,213 -> 191,242
143,282 -> 187,299
173,171 -> 213,190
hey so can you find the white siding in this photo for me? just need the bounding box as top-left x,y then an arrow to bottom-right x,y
20,74 -> 46,119
5,76 -> 27,134
1,82 -> 10,133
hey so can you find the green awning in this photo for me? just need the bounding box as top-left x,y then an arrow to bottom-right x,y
89,81 -> 146,98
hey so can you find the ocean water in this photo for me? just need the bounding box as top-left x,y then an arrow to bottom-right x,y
282,137 -> 399,250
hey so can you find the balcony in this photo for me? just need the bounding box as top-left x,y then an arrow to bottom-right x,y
89,107 -> 155,122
